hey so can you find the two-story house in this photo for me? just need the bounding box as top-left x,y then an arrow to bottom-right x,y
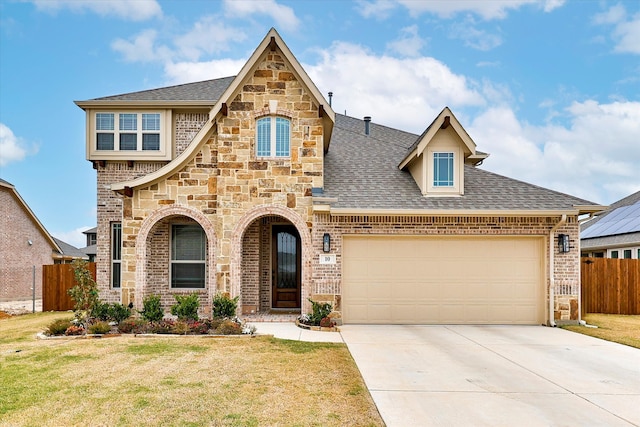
75,29 -> 604,325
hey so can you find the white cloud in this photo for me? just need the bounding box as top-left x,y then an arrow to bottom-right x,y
31,0 -> 162,21
469,101 -> 640,205
593,4 -> 640,55
386,25 -> 425,57
395,0 -> 560,20
53,226 -> 93,249
449,17 -> 503,51
305,42 -> 484,132
164,59 -> 247,85
111,29 -> 171,63
174,19 -> 248,61
356,0 -> 397,19
0,123 -> 38,167
223,0 -> 299,31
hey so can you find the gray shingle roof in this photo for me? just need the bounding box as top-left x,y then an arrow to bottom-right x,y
88,76 -> 236,102
323,114 -> 597,211
53,238 -> 89,259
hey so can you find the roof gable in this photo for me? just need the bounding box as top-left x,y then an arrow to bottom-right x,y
110,28 -> 335,193
399,107 -> 486,170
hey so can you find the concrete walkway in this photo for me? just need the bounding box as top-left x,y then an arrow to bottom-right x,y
248,321 -> 344,343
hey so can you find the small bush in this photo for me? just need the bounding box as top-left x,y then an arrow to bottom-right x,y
65,325 -> 85,336
308,299 -> 333,326
211,293 -> 239,319
320,317 -> 336,328
189,320 -> 211,335
92,301 -> 111,321
149,320 -> 175,334
46,318 -> 73,336
88,321 -> 112,335
170,293 -> 199,321
117,319 -> 147,334
172,320 -> 191,335
108,303 -> 132,323
68,260 -> 100,322
139,294 -> 164,322
216,319 -> 242,335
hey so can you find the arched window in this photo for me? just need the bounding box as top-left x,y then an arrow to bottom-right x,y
256,116 -> 290,157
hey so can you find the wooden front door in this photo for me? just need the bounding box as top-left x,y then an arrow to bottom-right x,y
272,225 -> 301,309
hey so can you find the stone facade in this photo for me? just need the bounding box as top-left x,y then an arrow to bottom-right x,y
95,47 -> 324,314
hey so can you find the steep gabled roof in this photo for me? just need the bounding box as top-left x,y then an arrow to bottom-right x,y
106,28 -> 334,193
398,107 -> 488,170
0,179 -> 62,253
320,115 -> 603,214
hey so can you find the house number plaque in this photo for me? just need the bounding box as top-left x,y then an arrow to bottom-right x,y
319,254 -> 336,264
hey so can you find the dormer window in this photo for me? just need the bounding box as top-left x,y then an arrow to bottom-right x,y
433,152 -> 454,187
88,110 -> 171,161
256,116 -> 290,157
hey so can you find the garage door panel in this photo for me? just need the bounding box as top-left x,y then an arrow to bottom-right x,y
343,236 -> 544,325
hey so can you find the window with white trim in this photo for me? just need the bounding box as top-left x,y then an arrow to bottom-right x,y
433,152 -> 454,187
170,224 -> 206,289
95,112 -> 161,152
256,116 -> 290,157
111,223 -> 121,289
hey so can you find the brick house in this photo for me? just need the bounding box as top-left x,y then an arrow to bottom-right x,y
75,29 -> 604,325
0,179 -> 67,301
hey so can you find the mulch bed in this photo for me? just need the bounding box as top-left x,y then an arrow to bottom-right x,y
0,311 -> 13,320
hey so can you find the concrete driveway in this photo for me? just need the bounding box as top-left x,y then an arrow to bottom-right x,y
340,325 -> 640,427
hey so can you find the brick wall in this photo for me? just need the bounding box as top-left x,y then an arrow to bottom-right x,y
0,188 -> 53,301
311,214 -> 581,322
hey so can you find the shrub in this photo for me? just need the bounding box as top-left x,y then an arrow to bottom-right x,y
108,303 -> 132,323
68,259 -> 100,323
117,319 -> 147,334
149,320 -> 175,334
216,319 -> 242,335
320,317 -> 336,328
65,325 -> 85,336
172,320 -> 191,335
189,320 -> 211,335
170,293 -> 199,321
308,299 -> 333,326
87,321 -> 112,335
211,292 -> 239,319
46,318 -> 73,336
92,301 -> 111,321
139,294 -> 164,322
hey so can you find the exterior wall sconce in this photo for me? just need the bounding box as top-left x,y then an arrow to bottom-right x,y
558,234 -> 570,253
323,233 -> 331,252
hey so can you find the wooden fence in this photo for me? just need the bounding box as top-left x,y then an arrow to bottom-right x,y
42,263 -> 96,312
581,258 -> 640,315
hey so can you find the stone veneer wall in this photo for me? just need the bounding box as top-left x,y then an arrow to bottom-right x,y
311,214 -> 581,322
114,47 -> 323,311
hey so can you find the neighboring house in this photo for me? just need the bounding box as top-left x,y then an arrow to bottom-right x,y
80,227 -> 97,262
581,191 -> 640,259
53,238 -> 90,264
0,179 -> 84,300
75,29 -> 604,325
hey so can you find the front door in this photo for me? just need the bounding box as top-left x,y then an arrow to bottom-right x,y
272,225 -> 301,309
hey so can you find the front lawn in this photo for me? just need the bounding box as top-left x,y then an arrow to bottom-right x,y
563,313 -> 640,349
0,312 -> 383,426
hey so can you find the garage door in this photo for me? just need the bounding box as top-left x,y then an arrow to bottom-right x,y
342,236 -> 544,324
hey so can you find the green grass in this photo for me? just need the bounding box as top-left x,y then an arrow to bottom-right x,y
563,314 -> 640,349
0,313 -> 383,426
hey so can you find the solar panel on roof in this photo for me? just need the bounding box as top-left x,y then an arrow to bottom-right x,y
581,202 -> 640,239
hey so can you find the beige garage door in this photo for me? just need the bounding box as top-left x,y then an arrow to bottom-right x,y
342,236 -> 545,324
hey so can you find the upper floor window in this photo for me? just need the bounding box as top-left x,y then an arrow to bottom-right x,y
96,112 -> 161,152
256,116 -> 290,157
433,152 -> 454,187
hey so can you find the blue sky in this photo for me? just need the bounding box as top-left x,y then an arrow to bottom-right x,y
1,0 -> 639,248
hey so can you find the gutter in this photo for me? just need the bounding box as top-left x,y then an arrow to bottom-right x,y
548,214 -> 567,327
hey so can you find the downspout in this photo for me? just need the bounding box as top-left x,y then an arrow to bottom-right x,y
549,214 -> 567,327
